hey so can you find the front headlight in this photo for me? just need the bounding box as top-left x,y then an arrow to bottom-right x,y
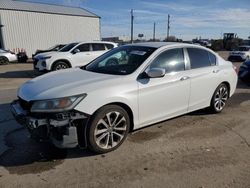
31,94 -> 87,113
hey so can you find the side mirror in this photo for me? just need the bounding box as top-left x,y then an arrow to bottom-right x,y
72,49 -> 80,54
145,68 -> 166,78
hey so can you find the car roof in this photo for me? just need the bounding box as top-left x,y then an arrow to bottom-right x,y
125,42 -> 203,49
77,41 -> 117,45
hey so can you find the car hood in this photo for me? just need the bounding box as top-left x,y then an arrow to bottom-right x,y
34,51 -> 66,59
18,68 -> 120,101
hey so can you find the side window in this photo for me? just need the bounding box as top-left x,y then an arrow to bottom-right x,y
150,48 -> 185,73
208,52 -> 217,66
92,44 -> 106,51
77,44 -> 90,52
187,48 -> 211,69
105,44 -> 114,50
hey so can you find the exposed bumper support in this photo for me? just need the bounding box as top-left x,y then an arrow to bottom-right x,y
10,100 -> 88,148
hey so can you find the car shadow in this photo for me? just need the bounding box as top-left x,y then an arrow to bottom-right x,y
0,70 -> 36,79
237,80 -> 250,89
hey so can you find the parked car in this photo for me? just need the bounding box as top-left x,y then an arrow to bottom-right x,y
228,45 -> 250,62
238,59 -> 250,83
33,41 -> 117,72
32,44 -> 66,58
11,42 -> 237,153
0,49 -> 17,65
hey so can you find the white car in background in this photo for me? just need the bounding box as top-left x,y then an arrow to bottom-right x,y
33,41 -> 117,71
11,42 -> 237,153
0,49 -> 17,65
228,45 -> 250,62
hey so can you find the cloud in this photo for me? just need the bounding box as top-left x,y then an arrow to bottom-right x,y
142,1 -> 198,12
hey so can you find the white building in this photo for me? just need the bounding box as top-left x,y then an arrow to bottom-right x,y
0,0 -> 100,56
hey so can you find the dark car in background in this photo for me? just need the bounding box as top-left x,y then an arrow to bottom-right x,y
32,44 -> 66,57
238,60 -> 250,84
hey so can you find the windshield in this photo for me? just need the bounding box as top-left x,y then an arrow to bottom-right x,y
59,43 -> 79,52
85,46 -> 156,75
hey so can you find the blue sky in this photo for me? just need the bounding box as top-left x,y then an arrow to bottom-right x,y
24,0 -> 250,40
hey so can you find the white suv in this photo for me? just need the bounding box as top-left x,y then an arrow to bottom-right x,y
228,45 -> 250,62
33,41 -> 117,71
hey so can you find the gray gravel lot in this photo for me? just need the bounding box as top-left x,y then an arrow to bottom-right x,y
0,53 -> 250,188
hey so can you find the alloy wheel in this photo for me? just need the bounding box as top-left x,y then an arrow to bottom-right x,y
55,63 -> 67,70
214,86 -> 228,111
94,111 -> 127,149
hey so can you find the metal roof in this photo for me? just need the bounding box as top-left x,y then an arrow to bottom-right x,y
0,0 -> 100,18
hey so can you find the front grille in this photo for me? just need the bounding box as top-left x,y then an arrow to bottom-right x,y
18,98 -> 32,111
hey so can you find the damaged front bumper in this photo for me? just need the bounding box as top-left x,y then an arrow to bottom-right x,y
10,100 -> 89,148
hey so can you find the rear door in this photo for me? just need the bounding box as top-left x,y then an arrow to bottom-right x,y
138,48 -> 191,127
185,48 -> 220,112
90,43 -> 108,60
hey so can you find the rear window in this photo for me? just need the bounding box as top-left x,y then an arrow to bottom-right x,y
187,48 -> 211,69
208,52 -> 217,66
92,44 -> 106,51
105,44 -> 114,50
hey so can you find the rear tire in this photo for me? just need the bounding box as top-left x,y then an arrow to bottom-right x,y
52,61 -> 69,71
209,83 -> 229,113
0,56 -> 9,65
87,105 -> 130,154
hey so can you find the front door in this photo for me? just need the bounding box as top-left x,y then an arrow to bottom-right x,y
138,48 -> 190,127
71,43 -> 92,67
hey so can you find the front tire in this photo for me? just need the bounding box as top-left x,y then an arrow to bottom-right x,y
87,105 -> 130,154
52,61 -> 69,71
0,56 -> 9,65
209,83 -> 229,113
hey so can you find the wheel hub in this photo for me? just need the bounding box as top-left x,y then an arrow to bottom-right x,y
94,111 -> 127,149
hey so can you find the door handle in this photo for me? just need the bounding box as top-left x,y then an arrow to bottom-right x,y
213,70 -> 220,73
180,76 -> 190,81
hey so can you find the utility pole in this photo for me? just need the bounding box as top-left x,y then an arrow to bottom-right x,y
153,22 -> 156,41
167,14 -> 170,41
131,9 -> 134,44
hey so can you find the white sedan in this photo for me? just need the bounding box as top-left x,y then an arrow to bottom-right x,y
11,42 -> 237,153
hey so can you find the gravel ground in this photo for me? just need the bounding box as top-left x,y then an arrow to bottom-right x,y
0,52 -> 250,188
